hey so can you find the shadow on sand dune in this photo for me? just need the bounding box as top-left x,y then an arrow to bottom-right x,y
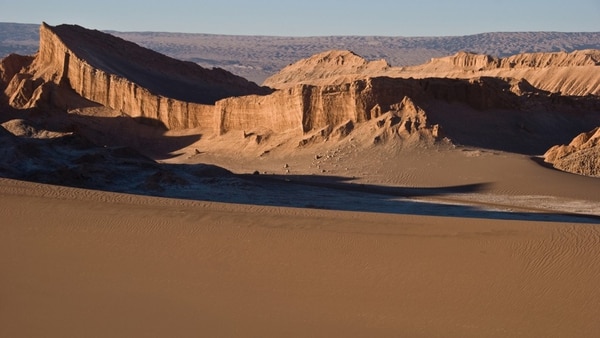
223,173 -> 600,224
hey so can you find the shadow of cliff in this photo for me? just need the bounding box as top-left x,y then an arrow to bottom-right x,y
241,173 -> 491,198
67,113 -> 202,160
219,173 -> 600,224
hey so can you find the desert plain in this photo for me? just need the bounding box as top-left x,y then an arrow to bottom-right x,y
1,23 -> 600,337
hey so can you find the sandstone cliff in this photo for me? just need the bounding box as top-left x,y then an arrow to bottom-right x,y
2,25 -> 530,140
544,127 -> 600,177
215,75 -> 542,137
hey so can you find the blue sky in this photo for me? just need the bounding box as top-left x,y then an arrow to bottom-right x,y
1,0 -> 599,36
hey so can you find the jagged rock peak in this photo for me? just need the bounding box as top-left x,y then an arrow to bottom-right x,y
38,22 -> 270,104
263,50 -> 390,89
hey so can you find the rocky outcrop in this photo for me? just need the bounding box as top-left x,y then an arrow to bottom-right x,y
544,127 -> 600,177
39,24 -> 271,103
0,53 -> 33,85
415,50 -> 600,96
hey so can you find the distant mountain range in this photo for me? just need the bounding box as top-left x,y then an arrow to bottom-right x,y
2,22 -> 600,84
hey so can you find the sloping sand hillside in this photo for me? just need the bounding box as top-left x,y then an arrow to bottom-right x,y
2,178 -> 600,338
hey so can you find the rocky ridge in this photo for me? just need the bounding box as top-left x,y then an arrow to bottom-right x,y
265,49 -> 600,96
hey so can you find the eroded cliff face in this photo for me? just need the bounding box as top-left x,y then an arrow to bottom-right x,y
3,23 -> 510,140
3,23 -> 269,130
214,75 -> 554,139
216,79 -> 432,136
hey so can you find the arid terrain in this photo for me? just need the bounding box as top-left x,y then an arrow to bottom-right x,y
1,23 -> 600,337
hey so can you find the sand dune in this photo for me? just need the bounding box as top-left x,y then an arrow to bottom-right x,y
2,177 -> 600,337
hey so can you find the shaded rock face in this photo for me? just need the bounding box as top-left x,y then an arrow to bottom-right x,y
544,127 -> 600,177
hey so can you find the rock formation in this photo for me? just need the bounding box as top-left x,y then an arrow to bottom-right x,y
2,23 -> 600,168
544,127 -> 600,177
0,25 -> 496,141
